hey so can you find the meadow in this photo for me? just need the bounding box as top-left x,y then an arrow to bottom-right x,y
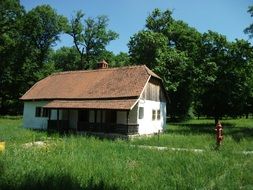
0,117 -> 252,189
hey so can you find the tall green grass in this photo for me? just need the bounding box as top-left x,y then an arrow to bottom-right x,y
0,117 -> 252,189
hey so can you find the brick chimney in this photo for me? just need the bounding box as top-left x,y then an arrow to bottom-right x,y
97,60 -> 108,69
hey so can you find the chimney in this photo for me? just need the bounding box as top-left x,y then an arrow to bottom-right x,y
97,60 -> 108,69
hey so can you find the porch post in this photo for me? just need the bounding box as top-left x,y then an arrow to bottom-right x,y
49,109 -> 51,120
95,110 -> 97,123
76,109 -> 78,132
67,109 -> 70,120
126,111 -> 129,134
126,111 -> 129,125
67,109 -> 70,132
100,110 -> 103,129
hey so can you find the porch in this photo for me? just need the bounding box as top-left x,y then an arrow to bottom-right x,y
47,120 -> 138,135
44,99 -> 139,135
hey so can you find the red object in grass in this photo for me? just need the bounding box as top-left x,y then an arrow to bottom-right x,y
215,121 -> 223,145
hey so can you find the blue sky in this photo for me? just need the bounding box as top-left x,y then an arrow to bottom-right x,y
20,0 -> 252,54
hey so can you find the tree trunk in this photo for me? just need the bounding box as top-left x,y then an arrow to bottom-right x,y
214,116 -> 219,125
246,112 -> 249,119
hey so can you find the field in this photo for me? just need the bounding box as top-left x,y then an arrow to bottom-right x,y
0,117 -> 252,189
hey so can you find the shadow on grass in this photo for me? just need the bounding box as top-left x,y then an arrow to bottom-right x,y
165,123 -> 222,136
165,123 -> 253,142
0,115 -> 22,120
0,174 -> 120,190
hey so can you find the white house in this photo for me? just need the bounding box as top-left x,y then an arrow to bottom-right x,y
20,61 -> 168,136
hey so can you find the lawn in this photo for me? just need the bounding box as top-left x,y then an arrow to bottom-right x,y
0,117 -> 252,189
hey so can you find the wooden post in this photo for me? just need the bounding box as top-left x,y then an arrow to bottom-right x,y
67,109 -> 70,132
48,109 -> 51,120
95,110 -> 97,123
126,111 -> 129,134
76,109 -> 79,132
48,109 -> 51,130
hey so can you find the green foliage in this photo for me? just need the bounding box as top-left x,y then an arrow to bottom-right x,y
94,51 -> 131,68
146,8 -> 173,33
0,0 -> 25,114
129,9 -> 202,119
129,8 -> 253,120
66,10 -> 119,69
129,31 -> 168,68
111,52 -> 131,67
0,2 -> 66,114
21,4 -> 67,65
244,5 -> 253,38
52,46 -> 80,71
196,31 -> 253,120
0,117 -> 253,189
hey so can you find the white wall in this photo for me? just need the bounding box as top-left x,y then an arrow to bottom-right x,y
23,100 -> 166,134
137,99 -> 166,135
23,101 -> 49,129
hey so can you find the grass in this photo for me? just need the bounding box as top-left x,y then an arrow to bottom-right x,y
0,117 -> 252,189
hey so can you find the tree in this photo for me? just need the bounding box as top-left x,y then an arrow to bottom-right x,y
52,46 -> 80,71
0,0 -> 25,114
129,31 -> 168,68
197,31 -> 253,123
154,49 -> 192,118
244,5 -> 253,38
145,8 -> 174,34
0,2 -> 67,114
128,9 -> 202,119
66,11 -> 118,69
113,52 -> 131,67
21,5 -> 67,66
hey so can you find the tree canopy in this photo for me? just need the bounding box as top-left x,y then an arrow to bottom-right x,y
66,11 -> 119,69
244,5 -> 253,38
129,8 -> 253,121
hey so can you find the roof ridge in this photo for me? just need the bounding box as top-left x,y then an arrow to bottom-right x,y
51,65 -> 147,76
143,65 -> 161,79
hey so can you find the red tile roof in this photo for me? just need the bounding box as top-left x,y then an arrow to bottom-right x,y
21,65 -> 160,101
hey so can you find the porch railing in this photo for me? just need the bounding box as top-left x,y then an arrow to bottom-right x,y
77,122 -> 139,135
47,120 -> 138,135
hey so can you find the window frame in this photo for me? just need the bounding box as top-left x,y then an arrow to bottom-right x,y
152,109 -> 156,121
157,110 -> 161,120
35,107 -> 42,117
42,108 -> 49,117
138,107 -> 144,120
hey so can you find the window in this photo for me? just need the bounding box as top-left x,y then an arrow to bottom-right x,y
152,110 -> 156,121
139,107 -> 144,119
35,107 -> 50,117
157,110 -> 161,120
42,108 -> 49,117
35,107 -> 42,117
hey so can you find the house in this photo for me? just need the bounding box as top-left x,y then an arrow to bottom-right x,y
20,61 -> 168,136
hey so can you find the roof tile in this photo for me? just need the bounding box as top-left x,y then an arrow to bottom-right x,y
21,65 -> 159,100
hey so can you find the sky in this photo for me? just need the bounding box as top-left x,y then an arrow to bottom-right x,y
20,0 -> 252,54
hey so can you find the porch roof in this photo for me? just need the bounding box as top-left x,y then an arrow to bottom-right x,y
43,99 -> 138,110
